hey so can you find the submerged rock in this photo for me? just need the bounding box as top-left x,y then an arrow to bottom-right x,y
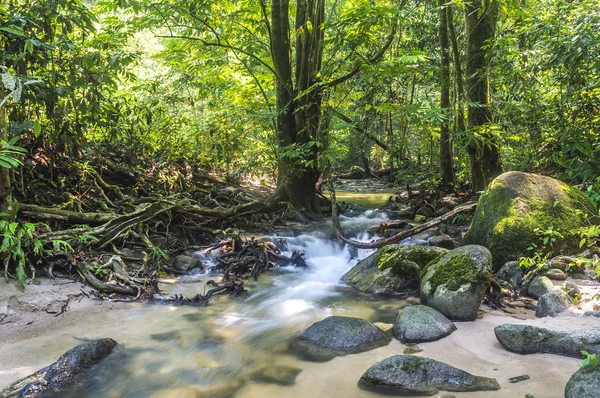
420,245 -> 492,321
527,276 -> 555,299
358,355 -> 500,395
172,255 -> 203,272
494,324 -> 600,358
341,245 -> 446,295
463,171 -> 598,270
250,365 -> 302,386
565,366 -> 600,398
291,316 -> 390,362
1,338 -> 117,397
536,289 -> 573,317
392,305 -> 456,343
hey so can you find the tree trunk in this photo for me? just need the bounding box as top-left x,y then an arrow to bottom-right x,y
465,0 -> 502,191
439,0 -> 454,191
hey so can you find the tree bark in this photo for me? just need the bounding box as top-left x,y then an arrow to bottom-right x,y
439,0 -> 454,190
465,0 -> 502,191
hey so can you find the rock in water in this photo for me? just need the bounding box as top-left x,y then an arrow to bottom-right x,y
341,245 -> 446,295
420,245 -> 492,321
358,355 -> 500,395
172,255 -> 203,272
527,276 -> 555,299
392,305 -> 456,343
428,234 -> 458,250
565,366 -> 600,398
535,289 -> 573,317
291,316 -> 390,362
1,338 -> 117,397
494,324 -> 600,358
463,171 -> 598,270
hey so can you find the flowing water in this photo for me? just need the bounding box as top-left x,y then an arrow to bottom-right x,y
0,209 -> 584,397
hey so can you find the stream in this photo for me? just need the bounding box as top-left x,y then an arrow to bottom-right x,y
0,202 -> 585,397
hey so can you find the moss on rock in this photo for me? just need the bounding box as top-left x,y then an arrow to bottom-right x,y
463,171 -> 598,270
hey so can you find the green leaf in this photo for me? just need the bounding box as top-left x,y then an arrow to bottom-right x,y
16,263 -> 26,289
33,121 -> 42,138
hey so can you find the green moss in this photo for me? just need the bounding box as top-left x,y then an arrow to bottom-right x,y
427,254 -> 486,292
377,245 -> 442,278
463,172 -> 599,269
401,358 -> 424,374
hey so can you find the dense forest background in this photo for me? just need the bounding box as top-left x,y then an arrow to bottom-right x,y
1,0 -> 599,212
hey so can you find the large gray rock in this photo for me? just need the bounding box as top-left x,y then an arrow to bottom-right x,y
494,324 -> 600,358
292,316 -> 390,362
420,245 -> 492,321
172,255 -> 203,272
392,305 -> 456,343
527,276 -> 555,299
1,338 -> 117,397
565,366 -> 600,398
358,355 -> 500,395
536,289 -> 573,317
341,245 -> 446,295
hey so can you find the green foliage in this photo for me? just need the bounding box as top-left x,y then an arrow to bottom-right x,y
0,212 -> 72,289
518,225 -> 564,271
582,351 -> 599,369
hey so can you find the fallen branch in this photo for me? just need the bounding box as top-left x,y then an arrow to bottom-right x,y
333,201 -> 477,249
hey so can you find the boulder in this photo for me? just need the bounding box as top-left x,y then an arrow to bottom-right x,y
564,281 -> 581,297
420,245 -> 492,321
392,305 -> 456,343
494,324 -> 600,358
526,276 -> 555,299
542,268 -> 567,280
172,255 -> 203,272
463,171 -> 598,270
341,245 -> 446,295
496,261 -> 524,290
416,206 -> 435,218
358,355 -> 500,395
291,316 -> 390,362
549,255 -> 582,272
565,366 -> 600,398
536,289 -> 573,317
428,234 -> 458,250
1,338 -> 117,397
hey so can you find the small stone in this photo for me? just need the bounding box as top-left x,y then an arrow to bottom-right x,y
571,272 -> 590,280
414,214 -> 427,222
525,394 -> 535,398
428,234 -> 459,250
584,311 -> 600,318
172,255 -> 203,272
403,345 -> 423,354
373,322 -> 393,332
564,281 -> 581,297
542,268 -> 567,280
536,289 -> 573,317
509,374 -> 530,383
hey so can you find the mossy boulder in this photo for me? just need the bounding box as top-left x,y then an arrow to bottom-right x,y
526,276 -> 555,299
535,289 -> 573,317
358,355 -> 500,395
463,171 -> 598,270
341,245 -> 447,295
565,366 -> 600,398
420,245 -> 492,321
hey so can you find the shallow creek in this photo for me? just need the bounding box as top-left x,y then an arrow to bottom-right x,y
0,210 -> 590,398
